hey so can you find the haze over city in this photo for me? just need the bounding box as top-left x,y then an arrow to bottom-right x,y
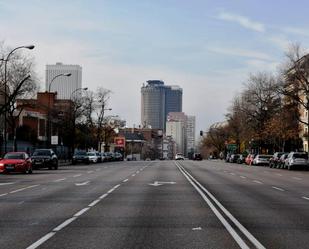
2,0 -> 309,134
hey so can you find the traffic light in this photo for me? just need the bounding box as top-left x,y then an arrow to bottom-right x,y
200,130 -> 203,136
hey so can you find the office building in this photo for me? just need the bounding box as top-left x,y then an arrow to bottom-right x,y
141,80 -> 182,130
186,115 -> 196,155
46,62 -> 82,99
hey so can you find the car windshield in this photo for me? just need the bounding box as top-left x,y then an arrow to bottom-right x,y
294,154 -> 308,159
33,150 -> 50,156
87,152 -> 95,156
4,153 -> 24,159
75,152 -> 87,156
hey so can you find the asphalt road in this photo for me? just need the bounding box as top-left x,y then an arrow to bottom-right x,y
0,160 -> 309,249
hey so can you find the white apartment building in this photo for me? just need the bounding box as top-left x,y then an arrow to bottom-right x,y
166,120 -> 186,155
186,115 -> 196,154
45,62 -> 82,99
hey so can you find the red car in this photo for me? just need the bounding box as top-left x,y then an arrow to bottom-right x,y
0,152 -> 33,174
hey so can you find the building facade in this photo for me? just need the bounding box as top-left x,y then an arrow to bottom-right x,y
141,80 -> 182,130
166,120 -> 186,155
46,62 -> 82,99
186,115 -> 196,155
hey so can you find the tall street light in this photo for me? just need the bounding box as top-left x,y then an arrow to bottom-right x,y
70,87 -> 87,156
47,73 -> 71,147
3,45 -> 35,154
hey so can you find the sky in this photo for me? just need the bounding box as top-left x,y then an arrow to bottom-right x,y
1,0 -> 309,138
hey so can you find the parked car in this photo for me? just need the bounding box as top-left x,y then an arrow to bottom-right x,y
252,154 -> 272,166
237,155 -> 246,164
175,153 -> 185,160
72,151 -> 90,165
96,152 -> 103,163
0,152 -> 33,174
114,152 -> 124,161
285,152 -> 308,170
193,153 -> 203,160
225,153 -> 231,162
245,154 -> 255,165
100,153 -> 106,162
229,154 -> 240,163
87,152 -> 98,163
269,152 -> 285,168
31,149 -> 58,170
103,152 -> 113,162
278,153 -> 289,169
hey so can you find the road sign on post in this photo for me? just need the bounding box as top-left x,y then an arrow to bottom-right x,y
51,136 -> 58,145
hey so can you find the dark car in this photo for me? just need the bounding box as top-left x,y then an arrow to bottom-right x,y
72,151 -> 90,165
114,152 -> 124,161
31,149 -> 58,170
193,153 -> 203,160
269,152 -> 285,168
229,154 -> 240,163
237,155 -> 245,164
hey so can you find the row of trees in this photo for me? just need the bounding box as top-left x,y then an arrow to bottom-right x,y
201,44 -> 309,158
0,42 -> 121,155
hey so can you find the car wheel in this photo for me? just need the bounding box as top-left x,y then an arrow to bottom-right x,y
28,166 -> 33,174
288,164 -> 292,170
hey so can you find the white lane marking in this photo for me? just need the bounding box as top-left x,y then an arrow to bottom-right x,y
25,232 -> 56,249
272,186 -> 285,192
176,162 -> 266,249
276,173 -> 283,177
176,164 -> 251,249
0,193 -> 8,197
253,180 -> 263,184
192,227 -> 202,231
114,184 -> 121,189
95,169 -> 101,171
10,185 -> 39,194
136,171 -> 140,174
87,171 -> 94,173
123,179 -> 129,183
263,171 -> 268,174
99,193 -> 108,199
53,178 -> 66,183
132,174 -> 136,177
74,208 -> 90,217
230,173 -> 235,176
293,177 -> 302,181
302,196 -> 309,201
0,182 -> 15,186
240,176 -> 246,179
53,217 -> 77,232
104,167 -> 108,169
24,158 -> 132,249
75,181 -> 90,186
88,199 -> 101,207
72,174 -> 82,178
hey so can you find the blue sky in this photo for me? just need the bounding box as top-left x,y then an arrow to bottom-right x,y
1,0 -> 309,137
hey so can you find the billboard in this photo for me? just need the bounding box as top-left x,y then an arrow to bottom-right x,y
114,137 -> 125,147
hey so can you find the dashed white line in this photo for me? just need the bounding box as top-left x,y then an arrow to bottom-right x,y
72,174 -> 82,178
132,174 -> 136,177
88,199 -> 100,207
253,180 -> 263,184
74,208 -> 90,217
230,173 -> 235,176
302,196 -> 309,201
0,182 -> 15,186
53,217 -> 77,232
240,176 -> 247,179
292,177 -> 302,181
272,186 -> 285,192
87,171 -> 94,174
10,185 -> 39,194
53,178 -> 66,183
123,179 -> 129,183
276,173 -> 283,177
0,193 -> 8,197
26,232 -> 55,249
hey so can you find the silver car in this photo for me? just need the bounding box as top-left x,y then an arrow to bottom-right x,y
252,154 -> 272,166
285,152 -> 308,170
87,152 -> 98,163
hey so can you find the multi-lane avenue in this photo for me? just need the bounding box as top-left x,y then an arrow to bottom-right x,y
0,160 -> 309,249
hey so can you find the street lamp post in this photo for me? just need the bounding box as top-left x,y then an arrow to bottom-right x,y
3,45 -> 35,154
47,73 -> 71,147
70,87 -> 87,156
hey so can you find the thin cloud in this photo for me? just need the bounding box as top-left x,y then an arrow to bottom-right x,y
282,26 -> 309,37
208,47 -> 271,61
217,11 -> 265,32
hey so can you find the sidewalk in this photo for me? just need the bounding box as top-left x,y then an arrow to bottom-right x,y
59,159 -> 72,166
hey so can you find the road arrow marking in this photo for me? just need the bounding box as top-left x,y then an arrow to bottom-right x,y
75,181 -> 90,186
148,181 -> 176,187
